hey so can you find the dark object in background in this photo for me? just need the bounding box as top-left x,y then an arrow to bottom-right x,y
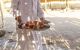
0,30 -> 5,37
8,39 -> 16,42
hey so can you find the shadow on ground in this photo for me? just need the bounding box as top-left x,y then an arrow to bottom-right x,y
42,17 -> 80,49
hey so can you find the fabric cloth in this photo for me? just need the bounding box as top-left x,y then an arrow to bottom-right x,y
12,0 -> 44,24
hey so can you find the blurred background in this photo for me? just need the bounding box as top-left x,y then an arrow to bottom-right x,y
0,0 -> 80,50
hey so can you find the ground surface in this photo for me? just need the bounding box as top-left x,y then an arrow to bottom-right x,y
0,10 -> 80,50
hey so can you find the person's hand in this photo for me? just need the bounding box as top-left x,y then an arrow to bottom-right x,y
40,17 -> 50,24
15,16 -> 22,23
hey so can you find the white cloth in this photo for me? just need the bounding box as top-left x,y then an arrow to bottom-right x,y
12,0 -> 44,23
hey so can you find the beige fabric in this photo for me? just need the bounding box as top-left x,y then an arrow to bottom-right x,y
12,0 -> 44,24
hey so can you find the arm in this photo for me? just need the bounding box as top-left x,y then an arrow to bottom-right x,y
11,0 -> 22,23
11,0 -> 20,17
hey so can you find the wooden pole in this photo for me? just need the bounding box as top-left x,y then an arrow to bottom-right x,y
65,0 -> 69,11
0,0 -> 4,29
45,0 -> 47,10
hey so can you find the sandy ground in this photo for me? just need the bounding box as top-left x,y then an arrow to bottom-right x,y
0,10 -> 80,50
